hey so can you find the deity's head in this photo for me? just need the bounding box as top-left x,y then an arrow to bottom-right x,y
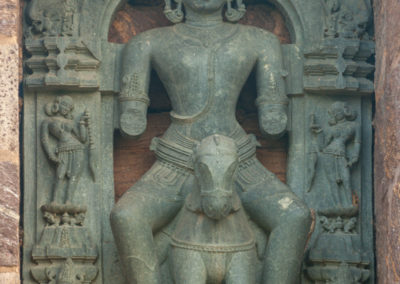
45,96 -> 74,119
193,134 -> 238,220
328,101 -> 357,125
164,0 -> 246,23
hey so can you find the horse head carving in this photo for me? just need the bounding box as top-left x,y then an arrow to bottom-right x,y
193,134 -> 239,220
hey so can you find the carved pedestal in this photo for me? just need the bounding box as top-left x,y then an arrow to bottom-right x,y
31,205 -> 98,284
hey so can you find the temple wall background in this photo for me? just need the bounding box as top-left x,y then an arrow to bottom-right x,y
373,0 -> 400,283
0,0 -> 21,283
0,0 -> 399,283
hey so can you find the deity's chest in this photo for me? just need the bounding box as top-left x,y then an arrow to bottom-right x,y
331,122 -> 354,140
152,31 -> 257,96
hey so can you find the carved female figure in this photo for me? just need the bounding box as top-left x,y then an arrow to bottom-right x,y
310,102 -> 360,215
41,96 -> 90,204
323,0 -> 341,38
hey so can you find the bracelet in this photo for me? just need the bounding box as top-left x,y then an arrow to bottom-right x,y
119,96 -> 150,106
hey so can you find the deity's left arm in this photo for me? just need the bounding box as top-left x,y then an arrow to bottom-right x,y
255,34 -> 288,139
118,35 -> 152,138
73,115 -> 88,144
348,123 -> 361,167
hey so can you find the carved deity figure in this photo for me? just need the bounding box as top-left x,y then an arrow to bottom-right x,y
41,96 -> 90,204
322,0 -> 370,39
323,0 -> 341,38
111,1 -> 312,283
310,102 -> 360,216
26,0 -> 80,37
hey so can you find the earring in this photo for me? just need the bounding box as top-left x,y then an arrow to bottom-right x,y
225,0 -> 246,22
164,0 -> 184,24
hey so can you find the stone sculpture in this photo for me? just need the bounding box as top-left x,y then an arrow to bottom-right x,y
322,0 -> 370,39
110,0 -> 312,283
22,0 -> 376,282
41,95 -> 94,204
170,134 -> 257,283
308,101 -> 360,216
32,95 -> 99,284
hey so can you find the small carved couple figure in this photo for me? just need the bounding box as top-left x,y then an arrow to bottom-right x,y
111,0 -> 312,283
41,95 -> 91,204
309,101 -> 360,216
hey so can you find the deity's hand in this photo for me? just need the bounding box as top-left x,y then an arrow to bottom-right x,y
49,154 -> 60,165
347,156 -> 359,168
258,104 -> 288,139
80,110 -> 90,127
119,101 -> 147,138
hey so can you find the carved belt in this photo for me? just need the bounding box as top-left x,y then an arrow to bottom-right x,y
150,134 -> 258,171
322,149 -> 345,156
56,143 -> 84,153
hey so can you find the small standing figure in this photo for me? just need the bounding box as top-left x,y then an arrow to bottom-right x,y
323,0 -> 341,38
41,96 -> 90,204
310,102 -> 361,216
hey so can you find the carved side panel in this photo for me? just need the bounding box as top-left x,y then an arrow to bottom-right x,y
286,1 -> 375,283
24,93 -> 104,284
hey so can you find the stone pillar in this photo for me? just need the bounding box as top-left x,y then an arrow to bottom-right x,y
374,1 -> 400,283
0,0 -> 20,283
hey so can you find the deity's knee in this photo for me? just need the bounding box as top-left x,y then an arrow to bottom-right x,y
283,200 -> 312,231
110,202 -> 145,234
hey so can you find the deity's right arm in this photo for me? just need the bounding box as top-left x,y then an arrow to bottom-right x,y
119,35 -> 152,138
40,120 -> 58,163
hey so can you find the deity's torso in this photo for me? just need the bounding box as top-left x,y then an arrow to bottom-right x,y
324,121 -> 357,155
138,23 -> 278,141
47,117 -> 80,145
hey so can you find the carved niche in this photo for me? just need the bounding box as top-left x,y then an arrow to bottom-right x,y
22,0 -> 375,283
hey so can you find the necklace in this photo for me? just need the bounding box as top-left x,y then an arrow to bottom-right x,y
174,23 -> 239,48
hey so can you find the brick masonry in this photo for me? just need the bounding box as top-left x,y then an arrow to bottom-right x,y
0,0 -> 20,282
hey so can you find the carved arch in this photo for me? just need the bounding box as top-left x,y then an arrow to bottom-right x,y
92,0 -> 311,45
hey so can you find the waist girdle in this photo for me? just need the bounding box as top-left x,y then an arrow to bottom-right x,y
150,134 -> 259,171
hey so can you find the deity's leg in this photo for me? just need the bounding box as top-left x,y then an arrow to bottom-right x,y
338,157 -> 353,207
320,154 -> 341,206
53,157 -> 68,203
110,162 -> 188,284
225,250 -> 257,284
237,158 -> 311,284
171,248 -> 207,284
66,150 -> 84,203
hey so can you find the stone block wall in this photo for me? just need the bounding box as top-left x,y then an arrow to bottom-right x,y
0,0 -> 20,283
374,1 -> 400,283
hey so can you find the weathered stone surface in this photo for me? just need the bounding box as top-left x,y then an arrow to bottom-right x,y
374,0 -> 400,283
0,161 -> 19,267
0,271 -> 19,284
0,0 -> 20,275
0,0 -> 18,38
0,43 -> 19,163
